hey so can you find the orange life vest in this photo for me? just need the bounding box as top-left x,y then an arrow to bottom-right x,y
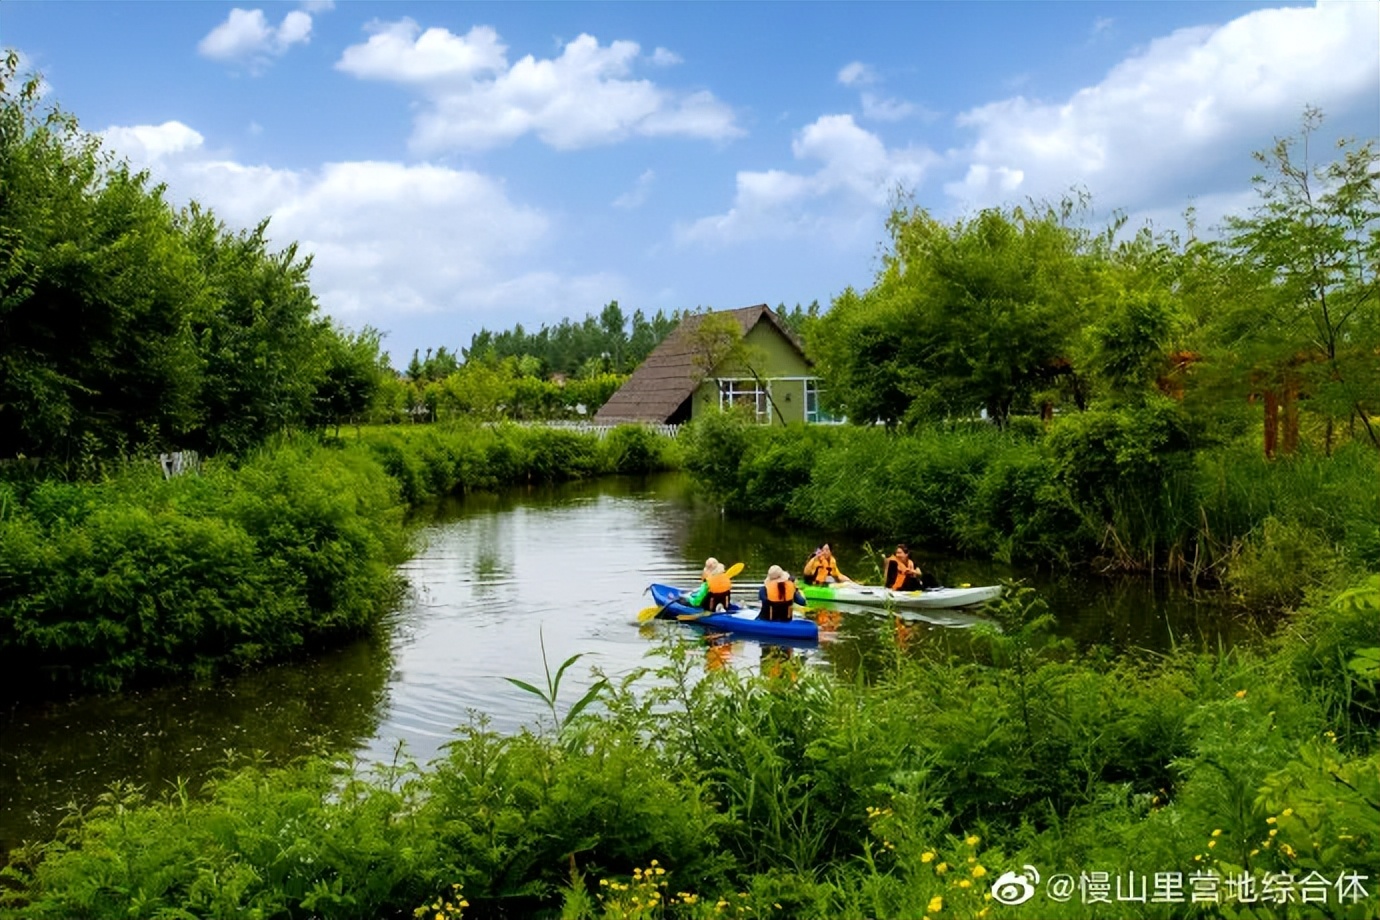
706,571 -> 732,594
765,579 -> 793,603
885,555 -> 913,590
804,555 -> 840,584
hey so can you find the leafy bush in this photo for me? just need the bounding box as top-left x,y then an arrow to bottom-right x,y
600,424 -> 677,474
0,438 -> 406,691
956,444 -> 1087,563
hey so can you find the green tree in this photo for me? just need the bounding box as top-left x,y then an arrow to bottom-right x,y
812,201 -> 1095,428
1221,107 -> 1380,455
0,54 -> 206,461
182,209 -> 328,454
312,325 -> 387,434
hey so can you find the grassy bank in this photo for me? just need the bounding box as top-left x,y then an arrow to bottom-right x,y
679,413 -> 1380,609
0,424 -> 681,694
2,577 -> 1375,919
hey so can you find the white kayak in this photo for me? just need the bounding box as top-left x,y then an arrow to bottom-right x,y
800,582 -> 1001,610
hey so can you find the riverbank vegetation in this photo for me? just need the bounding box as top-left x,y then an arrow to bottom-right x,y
0,424 -> 679,694
3,578 -> 1375,919
680,414 -> 1378,609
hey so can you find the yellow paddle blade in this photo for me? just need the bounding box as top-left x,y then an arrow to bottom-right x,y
725,561 -> 745,578
637,605 -> 666,622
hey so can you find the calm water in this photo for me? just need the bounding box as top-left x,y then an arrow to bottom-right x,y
0,473 -> 1254,854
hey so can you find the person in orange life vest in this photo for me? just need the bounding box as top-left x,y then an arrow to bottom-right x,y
700,557 -> 733,612
884,543 -> 925,592
802,542 -> 853,586
757,565 -> 807,622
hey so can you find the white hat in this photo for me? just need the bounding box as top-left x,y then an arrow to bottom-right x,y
766,565 -> 790,582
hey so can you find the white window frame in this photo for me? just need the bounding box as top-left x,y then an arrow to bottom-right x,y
717,378 -> 769,421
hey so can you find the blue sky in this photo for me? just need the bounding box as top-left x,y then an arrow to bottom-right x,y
7,1 -> 1377,367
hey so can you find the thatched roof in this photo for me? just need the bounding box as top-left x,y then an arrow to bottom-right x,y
594,304 -> 807,424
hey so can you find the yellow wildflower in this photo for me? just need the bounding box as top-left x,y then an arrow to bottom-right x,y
1235,689 -> 1247,699
928,895 -> 944,913
921,851 -> 936,863
965,835 -> 980,846
936,862 -> 950,874
972,865 -> 987,878
1211,828 -> 1222,837
1208,840 -> 1217,848
958,879 -> 973,889
1282,808 -> 1294,817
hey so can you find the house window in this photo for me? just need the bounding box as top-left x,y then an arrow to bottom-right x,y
805,379 -> 842,424
718,378 -> 768,421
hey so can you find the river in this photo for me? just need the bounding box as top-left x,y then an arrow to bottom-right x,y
0,472 -> 1253,855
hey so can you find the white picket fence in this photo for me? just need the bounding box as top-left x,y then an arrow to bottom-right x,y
158,450 -> 201,478
521,421 -> 681,440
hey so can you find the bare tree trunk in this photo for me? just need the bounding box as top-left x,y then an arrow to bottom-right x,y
1263,389 -> 1279,460
1282,377 -> 1299,455
1355,402 -> 1380,450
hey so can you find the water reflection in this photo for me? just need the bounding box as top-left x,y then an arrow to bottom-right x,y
0,636 -> 393,854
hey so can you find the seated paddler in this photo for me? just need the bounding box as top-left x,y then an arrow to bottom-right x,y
884,543 -> 925,592
758,565 -> 807,622
699,557 -> 733,612
802,542 -> 853,585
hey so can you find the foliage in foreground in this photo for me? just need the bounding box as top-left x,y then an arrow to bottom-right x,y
3,578 -> 1376,920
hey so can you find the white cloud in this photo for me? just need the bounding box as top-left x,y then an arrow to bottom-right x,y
861,92 -> 916,122
679,114 -> 937,245
837,62 -> 876,87
650,47 -> 682,67
613,169 -> 656,209
337,21 -> 741,151
101,121 -> 206,160
944,0 -> 1380,212
337,20 -> 507,84
94,124 -> 619,340
841,61 -> 920,123
198,8 -> 314,70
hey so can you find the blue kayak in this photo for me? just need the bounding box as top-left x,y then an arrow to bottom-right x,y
647,583 -> 819,642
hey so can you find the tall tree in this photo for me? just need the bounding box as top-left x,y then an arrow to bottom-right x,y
1221,108 -> 1380,455
0,54 -> 206,460
812,201 -> 1095,428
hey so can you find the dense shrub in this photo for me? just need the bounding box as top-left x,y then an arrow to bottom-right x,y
599,424 -> 681,474
0,438 -> 406,692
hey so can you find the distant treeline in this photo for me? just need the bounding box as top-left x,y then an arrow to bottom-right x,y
454,300 -> 819,379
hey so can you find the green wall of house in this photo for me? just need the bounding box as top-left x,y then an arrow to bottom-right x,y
690,322 -> 817,425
